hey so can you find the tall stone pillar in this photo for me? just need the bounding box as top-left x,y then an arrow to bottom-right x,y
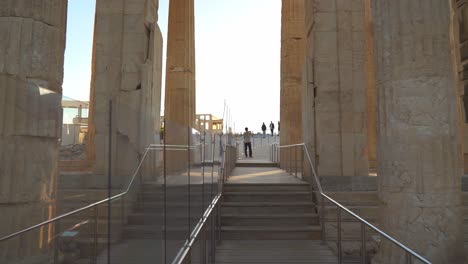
164,0 -> 196,172
302,0 -> 369,177
280,0 -> 305,168
0,1 -> 67,261
164,0 -> 196,129
88,0 -> 163,183
372,0 -> 465,262
364,0 -> 377,170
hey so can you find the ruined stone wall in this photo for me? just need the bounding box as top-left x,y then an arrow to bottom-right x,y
302,0 -> 369,177
0,0 -> 67,261
88,0 -> 163,181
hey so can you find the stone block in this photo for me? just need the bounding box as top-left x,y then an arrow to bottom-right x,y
314,12 -> 336,32
315,0 -> 336,12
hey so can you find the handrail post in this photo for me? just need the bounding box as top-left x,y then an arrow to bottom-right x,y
321,195 -> 326,245
361,222 -> 366,264
289,147 -> 292,174
93,206 -> 99,264
337,206 -> 342,264
211,213 -> 216,263
200,225 -> 206,264
53,219 -> 60,264
295,145 -> 298,177
301,145 -> 304,179
406,252 -> 412,264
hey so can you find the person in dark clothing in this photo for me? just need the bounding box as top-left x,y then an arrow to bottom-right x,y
269,121 -> 275,136
243,127 -> 253,158
261,122 -> 267,138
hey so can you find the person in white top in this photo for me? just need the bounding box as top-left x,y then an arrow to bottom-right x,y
243,127 -> 253,158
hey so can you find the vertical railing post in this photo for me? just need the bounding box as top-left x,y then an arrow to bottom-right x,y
289,147 -> 292,174
301,145 -> 304,179
211,212 -> 216,263
93,206 -> 99,264
200,225 -> 207,264
361,222 -> 366,264
295,145 -> 298,177
321,195 -> 326,244
337,206 -> 342,264
53,220 -> 60,264
406,252 -> 412,264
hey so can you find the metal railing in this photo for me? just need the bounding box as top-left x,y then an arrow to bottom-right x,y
273,143 -> 431,264
171,143 -> 237,264
0,142 -> 212,263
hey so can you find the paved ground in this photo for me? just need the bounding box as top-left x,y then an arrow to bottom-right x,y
228,167 -> 303,184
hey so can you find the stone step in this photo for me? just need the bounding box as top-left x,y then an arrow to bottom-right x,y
224,183 -> 309,192
235,162 -> 278,167
122,225 -> 204,239
223,191 -> 311,202
221,202 -> 316,214
221,226 -> 321,240
58,219 -> 123,237
222,213 -> 319,226
127,213 -> 203,226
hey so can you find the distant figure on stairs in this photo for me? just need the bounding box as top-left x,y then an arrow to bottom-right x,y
269,121 -> 275,136
243,127 -> 253,158
261,122 -> 267,138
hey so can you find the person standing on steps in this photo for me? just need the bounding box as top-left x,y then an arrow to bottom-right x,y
269,121 -> 275,136
261,122 -> 267,138
243,127 -> 253,158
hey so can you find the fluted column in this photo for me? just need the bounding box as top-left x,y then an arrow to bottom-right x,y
281,0 -> 305,169
164,0 -> 196,173
372,0 -> 465,262
365,0 -> 377,170
164,0 -> 196,129
0,1 -> 67,261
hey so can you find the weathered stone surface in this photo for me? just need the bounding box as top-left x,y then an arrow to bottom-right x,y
364,0 -> 376,170
0,0 -> 67,261
371,0 -> 465,262
87,0 -> 163,178
163,0 -> 196,172
302,0 -> 369,177
280,0 -> 305,170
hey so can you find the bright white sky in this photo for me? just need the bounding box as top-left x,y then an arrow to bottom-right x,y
63,0 -> 281,133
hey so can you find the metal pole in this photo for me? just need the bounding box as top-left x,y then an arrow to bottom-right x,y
406,252 -> 413,264
53,220 -> 60,264
211,213 -> 216,263
289,147 -> 292,174
200,226 -> 206,264
93,206 -> 99,264
295,145 -> 298,177
321,195 -> 326,244
107,100 -> 112,264
337,206 -> 342,264
361,222 -> 366,264
301,146 -> 304,179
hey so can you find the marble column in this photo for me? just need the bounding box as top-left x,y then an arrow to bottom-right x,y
164,0 -> 196,129
0,0 -> 67,261
303,0 -> 369,177
280,0 -> 305,169
365,0 -> 377,170
88,0 -> 163,183
372,0 -> 465,262
164,0 -> 196,172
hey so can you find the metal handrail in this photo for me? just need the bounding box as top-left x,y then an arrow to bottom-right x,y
276,143 -> 431,264
0,143 -> 198,242
171,139 -> 237,264
171,194 -> 221,264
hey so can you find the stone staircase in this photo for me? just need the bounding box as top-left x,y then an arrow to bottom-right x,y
122,183 -> 211,240
220,183 -> 321,240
